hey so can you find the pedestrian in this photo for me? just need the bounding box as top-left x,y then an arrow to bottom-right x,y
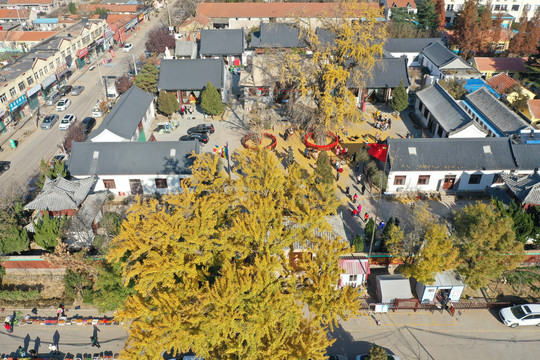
388,118 -> 392,129
364,213 -> 370,222
352,152 -> 357,163
48,343 -> 58,354
355,163 -> 360,173
31,308 -> 37,315
357,174 -> 362,185
357,204 -> 362,213
352,209 -> 358,217
17,346 -> 26,357
379,221 -> 385,230
345,186 -> 350,196
361,184 -> 366,195
90,336 -> 101,348
336,172 -> 340,181
56,307 -> 62,318
304,147 -> 309,158
284,130 -> 289,141
352,194 -> 358,203
61,305 -> 66,317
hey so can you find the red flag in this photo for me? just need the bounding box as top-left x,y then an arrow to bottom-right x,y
367,143 -> 388,162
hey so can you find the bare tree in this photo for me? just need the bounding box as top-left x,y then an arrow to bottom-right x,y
145,26 -> 175,54
62,122 -> 86,154
115,75 -> 134,95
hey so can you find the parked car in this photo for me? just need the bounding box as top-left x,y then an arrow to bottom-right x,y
0,161 -> 10,175
40,114 -> 59,130
500,304 -> 540,328
92,100 -> 103,117
123,43 -> 133,52
56,98 -> 71,112
187,124 -> 215,135
327,355 -> 347,360
71,86 -> 85,96
45,91 -> 61,106
49,154 -> 68,166
59,85 -> 73,96
59,114 -> 77,130
179,133 -> 209,144
81,117 -> 96,134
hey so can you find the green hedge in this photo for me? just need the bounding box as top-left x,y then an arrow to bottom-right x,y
0,290 -> 40,301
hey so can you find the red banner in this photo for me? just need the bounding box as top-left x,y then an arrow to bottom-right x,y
367,143 -> 388,162
77,47 -> 88,58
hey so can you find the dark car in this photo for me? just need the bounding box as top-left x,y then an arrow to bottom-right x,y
81,117 -> 96,134
187,124 -> 215,135
0,161 -> 10,175
179,133 -> 209,144
59,85 -> 73,96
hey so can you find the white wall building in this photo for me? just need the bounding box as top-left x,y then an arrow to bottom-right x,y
69,141 -> 200,196
338,257 -> 369,289
384,38 -> 445,67
444,0 -> 540,23
386,137 -> 538,193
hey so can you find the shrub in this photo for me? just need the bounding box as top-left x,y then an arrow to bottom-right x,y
371,170 -> 388,191
353,234 -> 364,252
0,290 -> 40,301
365,161 -> 378,176
364,218 -> 375,245
315,150 -> 334,184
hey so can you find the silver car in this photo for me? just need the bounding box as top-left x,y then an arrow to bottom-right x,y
71,86 -> 85,96
40,114 -> 59,130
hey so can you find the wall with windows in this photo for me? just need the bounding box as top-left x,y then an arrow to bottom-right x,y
92,174 -> 191,196
444,0 -> 539,23
387,169 -> 516,193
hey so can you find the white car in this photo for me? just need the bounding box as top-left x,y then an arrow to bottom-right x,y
56,98 -> 71,112
123,43 -> 133,52
59,114 -> 77,130
500,304 -> 540,328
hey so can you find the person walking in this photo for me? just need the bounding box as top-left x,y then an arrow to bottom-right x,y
379,221 -> 385,230
357,204 -> 362,213
357,174 -> 362,185
361,184 -> 366,195
355,163 -> 360,173
352,209 -> 358,217
352,152 -> 357,163
48,344 -> 59,355
345,186 -> 350,196
352,193 -> 358,203
388,118 -> 392,129
90,336 -> 101,348
364,212 -> 370,223
336,172 -> 340,181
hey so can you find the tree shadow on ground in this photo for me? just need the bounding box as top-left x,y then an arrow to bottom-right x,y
327,323 -> 376,359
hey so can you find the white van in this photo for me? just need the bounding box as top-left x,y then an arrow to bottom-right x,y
45,91 -> 61,106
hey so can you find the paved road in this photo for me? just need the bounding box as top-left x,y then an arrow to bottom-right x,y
0,13 -> 164,194
330,308 -> 540,360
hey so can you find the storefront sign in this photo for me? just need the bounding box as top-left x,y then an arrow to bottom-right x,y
125,18 -> 138,30
138,13 -> 144,22
41,73 -> 57,88
55,64 -> 68,77
0,108 -> 6,117
27,84 -> 41,97
77,47 -> 88,58
9,94 -> 27,112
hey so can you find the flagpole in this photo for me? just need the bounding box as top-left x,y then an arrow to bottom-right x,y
226,141 -> 232,181
367,141 -> 389,271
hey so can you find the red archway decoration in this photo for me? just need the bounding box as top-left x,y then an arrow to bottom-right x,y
304,132 -> 339,150
241,133 -> 278,150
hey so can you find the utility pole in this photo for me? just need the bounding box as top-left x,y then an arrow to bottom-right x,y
97,62 -> 107,99
131,54 -> 138,75
166,0 -> 172,29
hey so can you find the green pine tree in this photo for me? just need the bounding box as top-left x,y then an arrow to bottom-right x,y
389,80 -> 409,112
157,91 -> 180,118
134,63 -> 159,94
200,82 -> 225,116
33,212 -> 66,251
364,218 -> 375,247
417,0 -> 439,30
314,150 -> 334,184
68,2 -> 77,14
37,159 -> 67,189
0,210 -> 30,255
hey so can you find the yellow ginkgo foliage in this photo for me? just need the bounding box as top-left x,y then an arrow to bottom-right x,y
108,149 -> 360,360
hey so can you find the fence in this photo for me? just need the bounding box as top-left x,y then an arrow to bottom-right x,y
366,297 -> 512,315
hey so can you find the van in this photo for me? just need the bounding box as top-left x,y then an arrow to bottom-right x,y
45,91 -> 61,106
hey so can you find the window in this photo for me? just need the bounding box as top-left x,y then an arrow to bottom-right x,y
49,62 -> 54,70
468,174 -> 482,184
492,174 -> 504,184
512,5 -> 519,11
103,179 -> 116,189
0,94 -> 6,103
44,66 -> 48,74
417,175 -> 430,185
27,76 -> 33,85
66,48 -> 71,55
501,5 -> 507,10
39,69 -> 43,76
348,275 -> 358,282
35,73 -> 39,81
394,176 -> 406,185
155,179 -> 168,189
61,50 -> 66,57
56,58 -> 61,66
524,4 -> 531,10
447,4 -> 454,10
494,5 -> 501,10
9,87 -> 16,97
72,45 -> 76,52
18,82 -> 25,91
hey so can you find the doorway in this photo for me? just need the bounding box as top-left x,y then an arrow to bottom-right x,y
443,175 -> 456,190
129,179 -> 143,195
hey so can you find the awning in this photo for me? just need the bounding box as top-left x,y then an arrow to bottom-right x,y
41,73 -> 57,88
27,84 -> 41,97
125,18 -> 138,30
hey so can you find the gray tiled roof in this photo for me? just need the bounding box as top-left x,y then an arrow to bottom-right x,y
388,137 -> 517,172
416,82 -> 471,133
512,144 -> 540,170
25,177 -> 95,211
200,29 -> 244,55
250,23 -> 303,48
68,141 -> 200,176
158,59 -> 224,90
420,42 -> 457,67
364,57 -> 411,88
89,85 -> 154,140
384,38 -> 444,53
175,40 -> 197,58
464,87 -> 531,136
500,172 -> 540,205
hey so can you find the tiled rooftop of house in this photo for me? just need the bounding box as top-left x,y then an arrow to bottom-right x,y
474,57 -> 528,72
